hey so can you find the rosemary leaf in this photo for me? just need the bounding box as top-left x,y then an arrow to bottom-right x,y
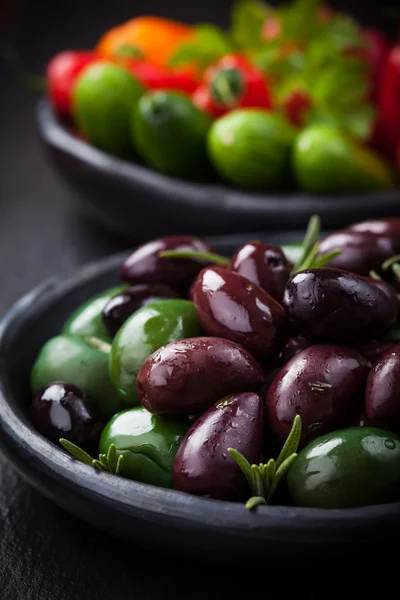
392,264 -> 400,279
382,254 -> 400,271
246,496 -> 267,510
252,465 -> 265,497
265,458 -> 276,491
59,439 -> 94,466
228,448 -> 255,489
291,214 -> 320,275
115,455 -> 124,475
311,248 -> 342,268
92,459 -> 108,472
107,444 -> 118,472
275,415 -> 302,470
267,453 -> 298,503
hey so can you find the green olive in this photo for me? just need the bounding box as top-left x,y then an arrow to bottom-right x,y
287,427 -> 400,508
109,299 -> 201,405
31,335 -> 124,418
62,286 -> 126,341
99,406 -> 189,488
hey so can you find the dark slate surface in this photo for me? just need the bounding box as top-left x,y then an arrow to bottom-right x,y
0,1 -> 397,597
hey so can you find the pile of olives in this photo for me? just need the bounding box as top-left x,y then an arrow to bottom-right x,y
30,218 -> 400,510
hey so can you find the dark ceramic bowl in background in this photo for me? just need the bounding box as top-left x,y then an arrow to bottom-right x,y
36,99 -> 400,243
0,235 -> 399,562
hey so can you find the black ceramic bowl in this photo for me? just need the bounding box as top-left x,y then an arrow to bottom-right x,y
36,99 -> 400,243
1,242 -> 400,562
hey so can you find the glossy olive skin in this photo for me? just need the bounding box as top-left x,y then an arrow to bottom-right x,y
349,218 -> 400,244
99,407 -> 189,488
31,382 -> 103,449
283,268 -> 397,344
287,427 -> 400,508
63,285 -> 126,341
229,242 -> 291,302
265,345 -> 369,445
31,335 -> 124,418
102,283 -> 179,336
317,231 -> 396,276
137,337 -> 265,415
109,299 -> 201,405
120,236 -> 214,294
366,344 -> 400,421
193,267 -> 285,358
366,278 -> 399,317
173,392 -> 263,500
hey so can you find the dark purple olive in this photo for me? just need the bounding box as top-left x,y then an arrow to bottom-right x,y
366,344 -> 400,421
193,267 -> 285,358
120,236 -> 215,294
265,345 -> 369,445
283,268 -> 397,344
137,337 -> 265,415
31,382 -> 103,449
102,284 -> 179,336
278,335 -> 310,365
173,392 -> 263,500
344,406 -> 391,430
317,231 -> 396,276
229,241 -> 291,302
357,340 -> 398,365
349,218 -> 400,244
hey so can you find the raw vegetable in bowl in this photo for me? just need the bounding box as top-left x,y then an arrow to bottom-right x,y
30,215 -> 400,510
42,0 -> 399,193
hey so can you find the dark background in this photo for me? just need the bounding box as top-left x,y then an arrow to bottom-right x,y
0,1 -> 398,598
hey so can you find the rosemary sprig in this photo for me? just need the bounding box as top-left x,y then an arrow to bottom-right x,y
382,255 -> 400,280
158,215 -> 341,275
159,249 -> 230,266
290,215 -> 341,275
59,439 -> 124,475
228,415 -> 302,510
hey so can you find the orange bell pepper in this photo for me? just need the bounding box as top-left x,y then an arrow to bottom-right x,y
96,16 -> 193,68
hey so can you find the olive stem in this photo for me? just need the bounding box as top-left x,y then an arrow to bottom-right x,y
159,250 -> 230,266
83,336 -> 112,354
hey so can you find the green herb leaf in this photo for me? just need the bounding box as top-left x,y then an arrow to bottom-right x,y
382,255 -> 400,271
228,447 -> 255,489
59,439 -> 94,466
266,452 -> 298,502
169,24 -> 233,69
230,416 -> 302,510
159,250 -> 230,266
230,0 -> 272,48
60,440 -> 124,475
311,249 -> 342,268
276,0 -> 322,42
291,214 -> 320,275
115,44 -> 144,59
275,414 -> 302,470
245,496 -> 267,510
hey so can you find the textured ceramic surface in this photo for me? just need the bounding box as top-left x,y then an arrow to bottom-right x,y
36,100 -> 400,242
0,246 -> 399,561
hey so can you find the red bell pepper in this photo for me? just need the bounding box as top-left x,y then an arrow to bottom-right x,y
359,28 -> 391,102
47,51 -> 97,120
374,45 -> 400,161
192,54 -> 272,118
123,60 -> 198,94
280,87 -> 312,127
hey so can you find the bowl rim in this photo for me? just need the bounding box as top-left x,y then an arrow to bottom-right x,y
36,98 -> 400,218
1,250 -> 400,540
